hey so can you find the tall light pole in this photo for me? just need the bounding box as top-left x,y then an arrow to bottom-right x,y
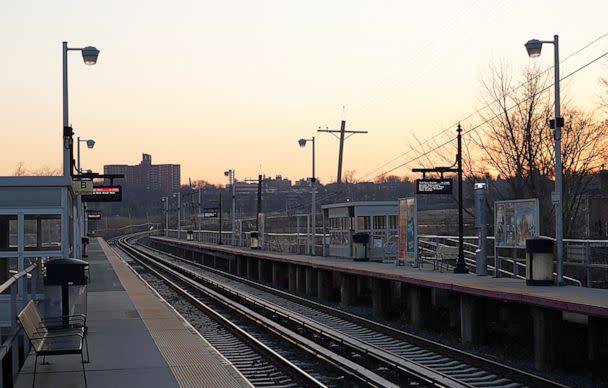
76,137 -> 95,252
298,137 -> 316,255
224,170 -> 236,245
161,197 -> 169,237
172,192 -> 181,239
63,42 -> 100,178
525,35 -> 564,285
62,41 -> 99,261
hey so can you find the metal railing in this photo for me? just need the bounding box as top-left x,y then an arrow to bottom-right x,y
417,234 -> 605,287
0,262 -> 41,387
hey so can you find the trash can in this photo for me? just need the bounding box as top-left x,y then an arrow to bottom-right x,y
352,232 -> 369,262
525,238 -> 554,286
250,231 -> 260,249
186,230 -> 194,241
45,258 -> 88,327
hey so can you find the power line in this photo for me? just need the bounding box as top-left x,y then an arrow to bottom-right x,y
371,48 -> 608,179
358,32 -> 608,181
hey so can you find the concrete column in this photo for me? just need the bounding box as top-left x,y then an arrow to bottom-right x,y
340,274 -> 357,306
448,292 -> 460,329
295,266 -> 306,294
236,256 -> 245,277
460,295 -> 484,344
317,269 -> 333,300
288,265 -> 297,293
588,316 -> 605,373
247,258 -> 256,280
371,278 -> 391,317
272,262 -> 281,287
408,286 -> 430,328
228,256 -> 236,274
531,307 -> 562,370
257,259 -> 265,282
305,268 -> 317,297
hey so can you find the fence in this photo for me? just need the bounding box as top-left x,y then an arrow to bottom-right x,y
162,227 -> 607,288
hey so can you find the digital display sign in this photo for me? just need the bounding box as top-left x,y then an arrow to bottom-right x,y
415,179 -> 452,194
82,185 -> 122,202
86,210 -> 102,220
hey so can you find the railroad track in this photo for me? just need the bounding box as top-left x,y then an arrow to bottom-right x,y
114,235 -> 402,387
112,236 -> 330,388
116,234 -> 565,388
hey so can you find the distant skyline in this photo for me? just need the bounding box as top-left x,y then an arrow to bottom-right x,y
1,1 -> 607,184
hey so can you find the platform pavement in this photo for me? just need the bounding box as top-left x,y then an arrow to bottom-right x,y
151,236 -> 608,319
15,238 -> 251,388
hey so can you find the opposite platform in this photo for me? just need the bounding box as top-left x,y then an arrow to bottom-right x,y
151,235 -> 608,319
16,238 -> 251,388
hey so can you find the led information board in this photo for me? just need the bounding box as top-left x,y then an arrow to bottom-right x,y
86,210 -> 102,220
82,186 -> 122,202
416,179 -> 452,194
200,207 -> 219,218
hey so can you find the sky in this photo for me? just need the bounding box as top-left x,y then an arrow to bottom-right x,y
1,1 -> 607,184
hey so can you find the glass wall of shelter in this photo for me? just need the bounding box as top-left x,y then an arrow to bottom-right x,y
0,177 -> 74,326
322,201 -> 398,259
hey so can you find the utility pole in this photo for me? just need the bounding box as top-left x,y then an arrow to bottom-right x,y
218,192 -> 223,245
318,120 -> 367,202
256,175 -> 262,230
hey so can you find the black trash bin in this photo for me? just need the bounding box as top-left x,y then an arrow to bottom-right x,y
525,238 -> 554,286
45,258 -> 88,327
352,232 -> 370,262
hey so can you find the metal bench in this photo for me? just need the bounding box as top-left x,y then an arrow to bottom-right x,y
18,300 -> 89,388
431,245 -> 459,272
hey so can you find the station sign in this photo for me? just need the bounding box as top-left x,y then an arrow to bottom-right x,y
415,179 -> 452,194
72,179 -> 94,195
86,210 -> 102,220
82,185 -> 123,202
199,207 -> 219,218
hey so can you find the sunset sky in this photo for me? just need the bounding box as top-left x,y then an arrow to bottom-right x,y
1,1 -> 607,184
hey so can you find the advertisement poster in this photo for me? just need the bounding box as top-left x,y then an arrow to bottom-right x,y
398,197 -> 417,263
494,199 -> 539,249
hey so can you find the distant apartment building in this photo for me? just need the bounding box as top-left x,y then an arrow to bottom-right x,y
104,153 -> 180,194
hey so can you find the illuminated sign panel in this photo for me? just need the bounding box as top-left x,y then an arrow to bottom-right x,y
86,210 -> 102,220
415,179 -> 452,194
82,186 -> 122,202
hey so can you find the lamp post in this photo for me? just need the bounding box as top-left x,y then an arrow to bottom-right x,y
525,35 -> 564,285
62,42 -> 100,178
161,197 -> 169,237
76,138 -> 95,173
298,137 -> 316,255
224,170 -> 236,245
172,192 -> 181,239
62,42 -> 99,261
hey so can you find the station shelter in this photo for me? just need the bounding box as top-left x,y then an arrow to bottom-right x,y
322,201 -> 398,260
0,176 -> 82,325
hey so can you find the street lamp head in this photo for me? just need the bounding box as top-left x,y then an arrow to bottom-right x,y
298,138 -> 307,147
86,139 -> 95,149
224,170 -> 230,177
525,39 -> 543,58
81,46 -> 100,65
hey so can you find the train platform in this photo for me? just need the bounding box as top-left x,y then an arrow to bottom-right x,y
151,236 -> 608,319
15,237 -> 251,388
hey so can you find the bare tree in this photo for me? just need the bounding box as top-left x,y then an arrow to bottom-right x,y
12,162 -> 27,176
474,62 -> 608,236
